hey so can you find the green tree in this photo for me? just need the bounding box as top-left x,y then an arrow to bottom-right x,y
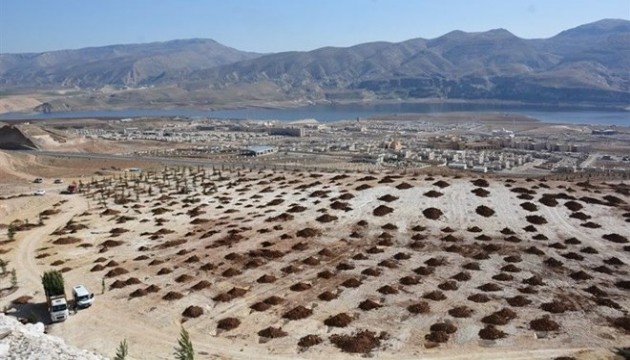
174,327 -> 194,360
10,269 -> 17,288
0,259 -> 7,274
114,339 -> 128,360
7,225 -> 16,242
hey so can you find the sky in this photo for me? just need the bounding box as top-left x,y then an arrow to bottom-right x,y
1,0 -> 628,54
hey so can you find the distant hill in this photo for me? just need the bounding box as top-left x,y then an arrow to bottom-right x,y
1,19 -> 628,107
194,19 -> 629,106
0,39 -> 261,89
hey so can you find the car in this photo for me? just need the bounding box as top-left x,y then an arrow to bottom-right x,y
72,285 -> 94,308
34,189 -> 46,196
33,178 -> 43,183
54,179 -> 64,184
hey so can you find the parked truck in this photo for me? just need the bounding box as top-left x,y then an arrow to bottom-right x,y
42,270 -> 69,322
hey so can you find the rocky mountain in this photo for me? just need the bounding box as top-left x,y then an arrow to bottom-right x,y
1,19 -> 629,107
0,39 -> 260,89
194,19 -> 629,105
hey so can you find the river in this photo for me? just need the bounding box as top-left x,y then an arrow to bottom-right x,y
0,103 -> 628,126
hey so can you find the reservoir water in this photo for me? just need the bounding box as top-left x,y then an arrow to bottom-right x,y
0,103 -> 628,126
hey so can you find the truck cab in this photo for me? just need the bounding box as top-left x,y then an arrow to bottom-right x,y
72,285 -> 94,308
49,296 -> 69,322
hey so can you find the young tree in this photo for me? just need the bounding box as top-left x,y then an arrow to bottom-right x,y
0,259 -> 7,274
174,327 -> 194,360
113,339 -> 128,360
10,269 -> 17,288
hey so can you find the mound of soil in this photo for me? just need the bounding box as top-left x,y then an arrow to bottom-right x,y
221,268 -> 242,277
378,285 -> 399,295
449,306 -> 474,318
396,182 -> 414,190
475,205 -> 495,217
526,215 -> 548,225
162,291 -> 184,301
182,305 -> 203,318
341,278 -> 363,288
302,256 -> 320,266
425,257 -> 447,267
400,276 -> 420,285
217,317 -> 240,331
433,180 -> 450,188
520,202 -> 538,212
564,201 -> 583,211
359,299 -> 383,311
472,179 -> 490,187
425,331 -> 449,343
603,233 -> 628,243
423,290 -> 447,301
523,275 -> 545,286
101,240 -> 124,248
604,257 -> 625,266
330,201 -> 351,211
330,330 -> 381,354
361,268 -> 381,277
373,205 -> 394,217
471,188 -> 490,197
482,308 -> 517,325
539,195 -> 559,207
424,190 -> 443,198
478,283 -> 502,292
378,194 -> 399,202
105,267 -> 129,278
610,316 -> 630,333
429,323 -> 457,334
53,236 -> 81,245
541,301 -> 575,314
407,301 -> 430,314
468,226 -> 483,233
325,313 -> 353,327
492,273 -> 514,281
11,295 -> 32,305
283,305 -> 313,320
129,289 -> 148,298
258,327 -> 288,338
287,205 -> 307,213
616,280 -> 630,290
479,325 -> 507,340
569,270 -> 592,280
463,262 -> 481,271
298,335 -> 323,348
544,257 -> 564,268
356,184 -> 372,191
290,282 -> 312,291
318,291 -> 339,301
423,207 -> 443,220
438,280 -> 459,291
190,280 -> 211,291
175,274 -> 194,283
530,316 -> 560,331
317,270 -> 335,279
414,266 -> 435,275
297,228 -> 320,238
316,214 -> 338,223
468,293 -> 491,303
522,225 -> 537,232
506,295 -> 531,307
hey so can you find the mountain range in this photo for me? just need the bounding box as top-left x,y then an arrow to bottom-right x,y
1,19 -> 628,108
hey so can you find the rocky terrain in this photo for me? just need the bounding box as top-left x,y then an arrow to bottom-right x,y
0,314 -> 106,360
1,19 -> 628,111
0,163 -> 627,359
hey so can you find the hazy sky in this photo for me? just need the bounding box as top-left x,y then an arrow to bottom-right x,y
1,0 -> 628,53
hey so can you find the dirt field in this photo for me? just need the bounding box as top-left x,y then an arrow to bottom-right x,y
0,157 -> 628,359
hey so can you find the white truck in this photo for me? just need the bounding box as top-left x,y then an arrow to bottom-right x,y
72,285 -> 95,308
42,270 -> 69,322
